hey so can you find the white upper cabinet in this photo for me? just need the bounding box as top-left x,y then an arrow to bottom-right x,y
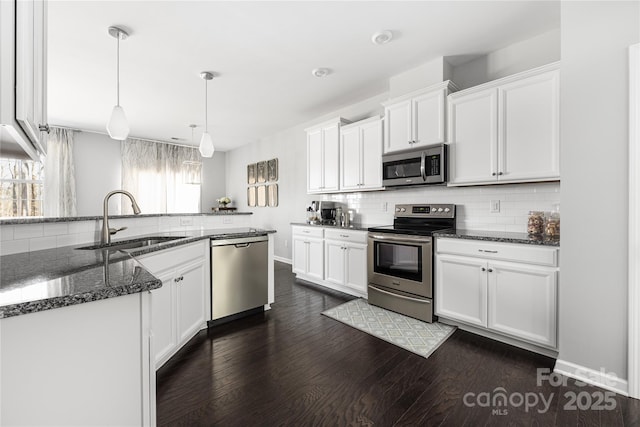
0,0 -> 48,159
382,81 -> 457,154
339,116 -> 383,191
306,118 -> 350,193
448,63 -> 560,186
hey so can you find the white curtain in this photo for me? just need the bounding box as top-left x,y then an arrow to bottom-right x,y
44,127 -> 77,217
121,138 -> 201,214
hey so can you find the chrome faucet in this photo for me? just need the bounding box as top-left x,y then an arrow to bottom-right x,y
101,190 -> 142,245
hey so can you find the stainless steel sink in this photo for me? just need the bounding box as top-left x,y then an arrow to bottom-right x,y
77,236 -> 187,252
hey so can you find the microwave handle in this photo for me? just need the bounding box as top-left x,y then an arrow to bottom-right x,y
420,151 -> 426,181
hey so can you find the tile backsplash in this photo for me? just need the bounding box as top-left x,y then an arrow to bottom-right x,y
321,182 -> 561,231
0,214 -> 252,256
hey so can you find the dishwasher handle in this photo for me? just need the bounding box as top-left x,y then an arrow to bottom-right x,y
211,235 -> 268,247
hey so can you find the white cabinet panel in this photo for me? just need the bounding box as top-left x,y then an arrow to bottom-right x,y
340,117 -> 383,191
307,129 -> 323,192
307,239 -> 325,281
324,240 -> 345,286
292,237 -> 308,275
435,254 -> 487,327
150,271 -> 176,366
498,70 -> 560,181
345,244 -> 367,293
340,126 -> 361,190
384,100 -> 412,153
306,118 -> 348,193
448,89 -> 498,185
448,63 -> 560,186
413,88 -> 446,147
488,262 -> 557,348
383,81 -> 456,154
292,229 -> 324,282
176,259 -> 207,345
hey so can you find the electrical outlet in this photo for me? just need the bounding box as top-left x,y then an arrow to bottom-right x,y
490,200 -> 500,213
223,217 -> 233,224
180,217 -> 194,226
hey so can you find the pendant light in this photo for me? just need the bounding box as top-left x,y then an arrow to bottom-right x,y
106,26 -> 130,140
199,71 -> 215,157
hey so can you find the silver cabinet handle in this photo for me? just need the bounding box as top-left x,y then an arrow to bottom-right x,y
488,269 -> 493,273
174,276 -> 184,283
340,234 -> 349,238
478,249 -> 498,254
481,267 -> 486,272
492,172 -> 497,176
498,172 -> 504,176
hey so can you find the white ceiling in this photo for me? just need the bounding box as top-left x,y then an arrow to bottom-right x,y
48,1 -> 560,151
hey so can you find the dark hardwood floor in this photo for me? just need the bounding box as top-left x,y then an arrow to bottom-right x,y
156,261 -> 639,426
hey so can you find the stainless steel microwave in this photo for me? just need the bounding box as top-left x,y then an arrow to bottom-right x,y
382,144 -> 447,187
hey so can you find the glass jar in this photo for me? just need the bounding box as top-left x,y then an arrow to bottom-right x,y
527,211 -> 544,235
544,212 -> 560,238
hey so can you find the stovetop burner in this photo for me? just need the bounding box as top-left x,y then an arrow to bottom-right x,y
368,203 -> 456,236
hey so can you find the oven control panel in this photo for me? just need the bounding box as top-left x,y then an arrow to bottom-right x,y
394,204 -> 455,218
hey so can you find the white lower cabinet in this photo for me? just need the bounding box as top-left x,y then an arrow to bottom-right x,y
291,225 -> 368,297
137,240 -> 209,369
435,238 -> 558,350
324,237 -> 367,295
292,226 -> 324,281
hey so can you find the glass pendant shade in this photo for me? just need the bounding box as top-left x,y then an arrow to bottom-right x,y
199,132 -> 214,157
107,105 -> 130,140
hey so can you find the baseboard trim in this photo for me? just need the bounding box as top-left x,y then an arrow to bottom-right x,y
274,255 -> 291,264
554,359 -> 629,396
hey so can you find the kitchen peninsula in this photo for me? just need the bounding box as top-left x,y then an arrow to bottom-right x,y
0,214 -> 275,426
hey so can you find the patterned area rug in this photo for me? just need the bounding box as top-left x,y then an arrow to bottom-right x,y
322,298 -> 456,359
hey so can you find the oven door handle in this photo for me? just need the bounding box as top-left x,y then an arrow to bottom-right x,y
368,234 -> 432,244
420,151 -> 426,182
369,285 -> 432,304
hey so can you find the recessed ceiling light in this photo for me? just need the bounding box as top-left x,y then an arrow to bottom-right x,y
371,30 -> 393,45
311,68 -> 331,78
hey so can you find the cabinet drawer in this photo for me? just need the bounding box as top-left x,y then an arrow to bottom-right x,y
436,238 -> 558,267
324,229 -> 368,244
292,226 -> 324,238
137,241 -> 206,274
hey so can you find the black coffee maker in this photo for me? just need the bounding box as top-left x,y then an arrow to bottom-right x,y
318,201 -> 337,225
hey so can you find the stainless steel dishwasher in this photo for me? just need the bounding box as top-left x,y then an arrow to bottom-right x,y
210,235 -> 269,324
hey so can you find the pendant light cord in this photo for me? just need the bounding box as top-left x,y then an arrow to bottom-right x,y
116,33 -> 120,106
204,78 -> 208,132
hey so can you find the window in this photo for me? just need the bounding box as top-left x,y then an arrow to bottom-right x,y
121,139 -> 201,214
0,158 -> 44,217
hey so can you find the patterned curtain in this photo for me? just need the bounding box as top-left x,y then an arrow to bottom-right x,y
43,127 -> 77,217
121,139 -> 201,214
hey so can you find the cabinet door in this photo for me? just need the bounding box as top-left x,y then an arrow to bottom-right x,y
176,259 -> 207,346
15,0 -> 46,153
324,240 -> 345,286
448,89 -> 498,185
150,270 -> 177,368
322,123 -> 340,192
307,238 -> 324,281
498,70 -> 560,182
360,119 -> 383,190
384,100 -> 412,153
344,243 -> 367,294
292,237 -> 308,275
307,129 -> 323,192
487,261 -> 557,348
340,126 -> 361,190
435,254 -> 487,327
412,88 -> 446,147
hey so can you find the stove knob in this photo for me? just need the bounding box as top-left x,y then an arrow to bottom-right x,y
437,208 -> 444,212
400,207 -> 406,212
444,208 -> 451,213
395,207 -> 401,212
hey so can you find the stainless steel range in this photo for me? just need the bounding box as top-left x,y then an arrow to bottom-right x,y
367,204 -> 456,323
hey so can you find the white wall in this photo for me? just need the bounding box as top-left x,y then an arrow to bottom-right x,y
452,29 -> 561,90
73,131 -> 226,216
559,1 -> 639,381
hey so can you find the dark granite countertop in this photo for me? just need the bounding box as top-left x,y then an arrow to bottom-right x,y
433,229 -> 560,247
0,227 -> 275,319
290,222 -> 377,232
0,211 -> 252,225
